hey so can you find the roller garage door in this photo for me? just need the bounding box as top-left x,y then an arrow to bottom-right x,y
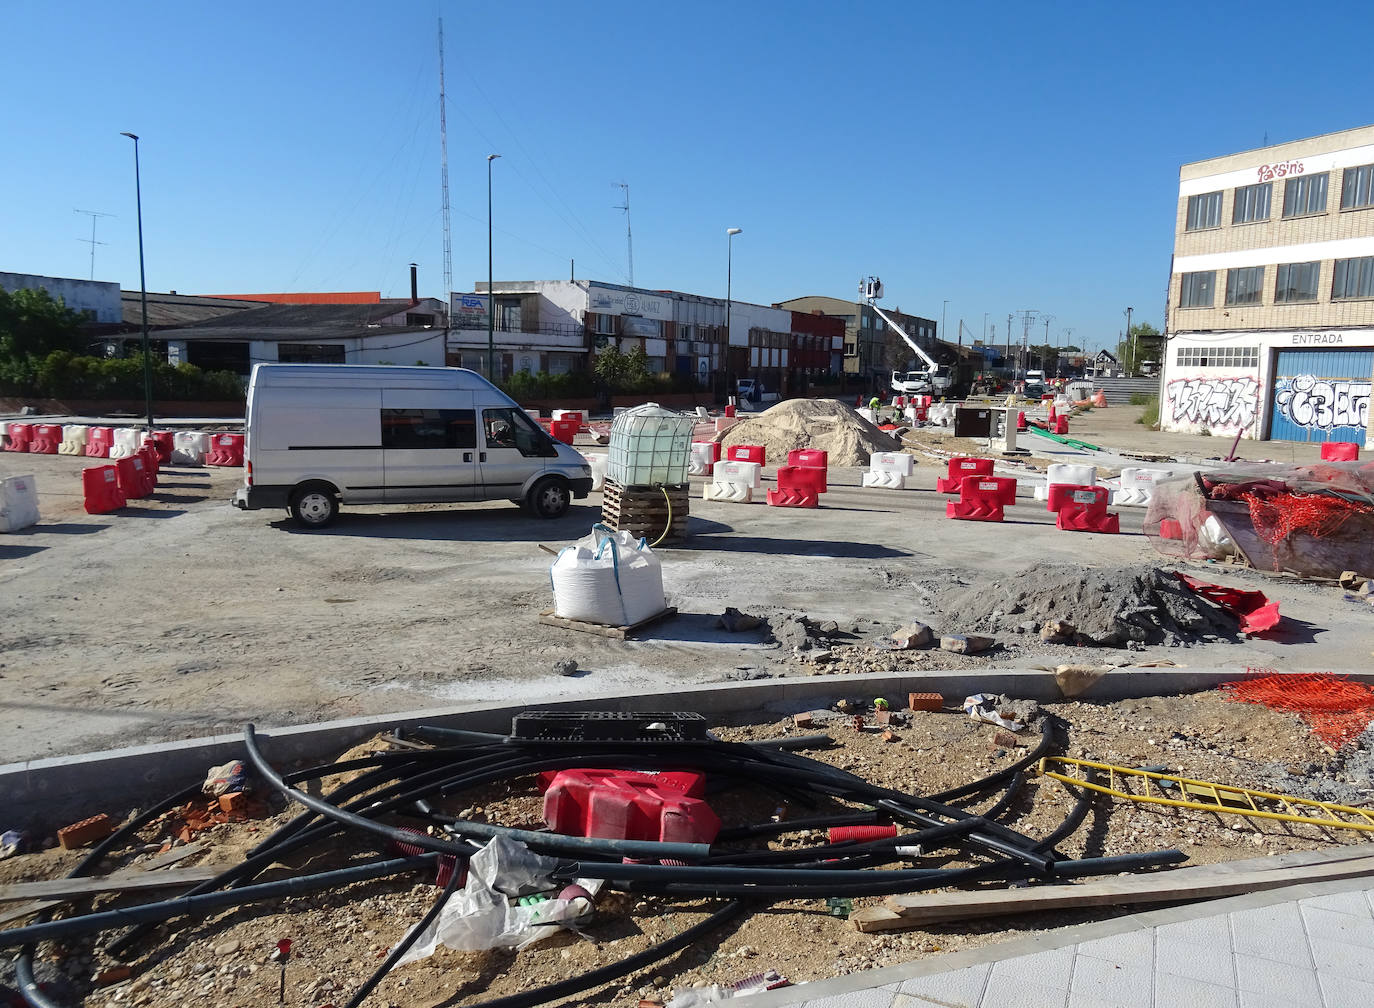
1268,348 -> 1373,443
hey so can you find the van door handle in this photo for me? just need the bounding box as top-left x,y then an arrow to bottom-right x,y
463,452 -> 473,462
480,452 -> 487,462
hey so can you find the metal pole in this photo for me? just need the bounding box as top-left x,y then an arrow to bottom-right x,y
726,228 -> 741,400
1125,306 -> 1134,375
487,154 -> 500,380
120,133 -> 153,432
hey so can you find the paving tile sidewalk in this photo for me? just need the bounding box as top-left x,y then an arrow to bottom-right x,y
741,877 -> 1374,1008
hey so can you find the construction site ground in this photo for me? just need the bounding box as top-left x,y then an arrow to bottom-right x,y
0,402 -> 1367,765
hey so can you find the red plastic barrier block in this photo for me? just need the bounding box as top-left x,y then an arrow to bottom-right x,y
724,404 -> 736,418
1321,442 -> 1360,461
946,497 -> 1004,521
138,444 -> 160,479
912,406 -> 928,421
945,476 -> 1012,522
1056,486 -> 1118,533
788,448 -> 828,470
205,433 -> 245,466
1159,518 -> 1184,539
550,419 -> 579,445
82,465 -> 126,514
726,444 -> 765,465
936,456 -> 993,493
3,423 -> 33,452
1016,411 -> 1027,431
115,456 -> 152,500
541,769 -> 720,844
85,427 -> 114,458
1046,481 -> 1094,513
29,424 -> 61,454
960,474 -> 1017,507
766,486 -> 818,508
1054,415 -> 1069,435
776,464 -> 826,496
144,430 -> 174,463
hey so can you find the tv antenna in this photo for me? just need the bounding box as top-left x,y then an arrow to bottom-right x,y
75,208 -> 114,280
614,182 -> 633,286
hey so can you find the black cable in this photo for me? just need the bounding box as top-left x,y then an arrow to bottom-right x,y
928,715 -> 1064,804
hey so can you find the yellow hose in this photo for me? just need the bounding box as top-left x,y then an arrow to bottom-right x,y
650,485 -> 673,547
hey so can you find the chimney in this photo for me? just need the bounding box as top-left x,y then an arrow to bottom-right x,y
409,263 -> 418,306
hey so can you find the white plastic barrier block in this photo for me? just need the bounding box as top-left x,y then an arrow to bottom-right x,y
0,474 -> 40,532
578,452 -> 608,492
552,409 -> 588,427
110,427 -> 141,460
862,470 -> 907,490
1033,462 -> 1097,501
869,452 -> 914,476
711,460 -> 761,489
856,407 -> 876,423
58,424 -> 89,456
927,403 -> 958,427
714,416 -> 737,434
170,431 -> 211,466
687,442 -> 720,476
1112,466 -> 1176,508
703,481 -> 754,503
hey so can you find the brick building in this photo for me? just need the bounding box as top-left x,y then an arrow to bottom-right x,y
1163,124 -> 1374,445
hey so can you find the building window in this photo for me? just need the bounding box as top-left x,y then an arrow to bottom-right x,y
495,298 -> 522,331
1340,164 -> 1374,210
1231,183 -> 1271,224
1283,173 -> 1328,217
1185,191 -> 1222,230
844,342 -> 857,356
1225,266 -> 1265,306
1175,347 -> 1258,368
1179,271 -> 1215,307
591,313 -> 617,335
380,408 -> 476,449
278,343 -> 345,364
1332,256 -> 1374,299
1275,261 -> 1321,303
405,313 -> 436,326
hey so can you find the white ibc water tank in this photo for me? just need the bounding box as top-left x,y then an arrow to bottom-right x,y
0,475 -> 40,532
607,404 -> 694,488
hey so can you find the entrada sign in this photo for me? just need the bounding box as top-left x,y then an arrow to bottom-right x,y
1291,332 -> 1343,345
1257,160 -> 1304,182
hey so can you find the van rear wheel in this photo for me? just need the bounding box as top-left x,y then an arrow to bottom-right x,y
527,477 -> 570,519
290,485 -> 339,528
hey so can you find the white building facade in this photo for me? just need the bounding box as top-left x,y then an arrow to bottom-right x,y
1163,125 -> 1374,446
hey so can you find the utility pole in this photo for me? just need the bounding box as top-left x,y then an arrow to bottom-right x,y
74,209 -> 113,280
1006,313 -> 1012,373
1125,306 -> 1134,374
614,182 -> 633,286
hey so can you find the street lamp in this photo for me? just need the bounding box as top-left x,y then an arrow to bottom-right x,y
726,227 -> 742,400
120,132 -> 154,433
486,153 -> 501,381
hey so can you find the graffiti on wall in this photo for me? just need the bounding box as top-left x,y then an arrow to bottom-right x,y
1167,375 -> 1261,431
1274,375 -> 1371,432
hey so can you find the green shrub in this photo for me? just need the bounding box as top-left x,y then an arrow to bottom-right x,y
1135,395 -> 1159,428
5,350 -> 244,402
1128,391 -> 1152,406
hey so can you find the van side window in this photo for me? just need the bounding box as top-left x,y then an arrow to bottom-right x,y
381,409 -> 477,449
483,408 -> 557,458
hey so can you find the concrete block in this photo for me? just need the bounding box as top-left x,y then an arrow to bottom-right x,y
891,622 -> 933,649
940,634 -> 994,654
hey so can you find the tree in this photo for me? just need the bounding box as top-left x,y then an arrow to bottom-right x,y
593,342 -> 651,393
0,287 -> 90,361
1116,322 -> 1161,375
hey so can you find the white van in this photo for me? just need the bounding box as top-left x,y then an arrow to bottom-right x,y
231,364 -> 593,528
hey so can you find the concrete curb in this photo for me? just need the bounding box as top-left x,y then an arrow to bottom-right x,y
6,666 -> 1371,829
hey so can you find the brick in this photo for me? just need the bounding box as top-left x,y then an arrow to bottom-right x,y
874,709 -> 892,725
792,712 -> 814,729
218,791 -> 251,813
93,965 -> 132,987
57,813 -> 115,851
909,692 -> 943,712
992,729 -> 1022,749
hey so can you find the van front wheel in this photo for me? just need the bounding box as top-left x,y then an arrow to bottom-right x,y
527,477 -> 570,519
290,485 -> 339,528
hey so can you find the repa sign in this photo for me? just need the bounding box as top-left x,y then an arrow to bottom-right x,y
453,293 -> 488,318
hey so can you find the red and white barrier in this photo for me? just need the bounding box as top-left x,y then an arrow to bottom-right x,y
1321,442 -> 1360,461
703,459 -> 760,503
205,433 -> 245,467
774,464 -> 825,497
85,427 -> 114,458
936,457 -> 994,493
1034,463 -> 1096,507
110,428 -> 141,460
58,425 -> 89,456
726,444 -> 765,465
688,441 -> 721,476
82,465 -> 126,515
945,475 -> 1018,522
1111,467 -> 1176,508
29,424 -> 61,454
3,423 -> 34,453
1056,485 -> 1119,534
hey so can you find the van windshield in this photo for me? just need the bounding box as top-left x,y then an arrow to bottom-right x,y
483,407 -> 557,458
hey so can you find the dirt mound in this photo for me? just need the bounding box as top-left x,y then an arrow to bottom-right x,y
936,564 -> 1239,648
713,398 -> 902,466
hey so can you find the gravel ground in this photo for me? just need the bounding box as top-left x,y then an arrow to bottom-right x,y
2,693 -> 1368,1008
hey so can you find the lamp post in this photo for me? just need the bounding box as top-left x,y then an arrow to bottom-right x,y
1125,306 -> 1134,375
120,132 -> 154,433
726,227 -> 742,400
486,153 -> 501,381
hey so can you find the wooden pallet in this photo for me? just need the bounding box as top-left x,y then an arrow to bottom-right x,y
538,607 -> 678,640
601,480 -> 690,542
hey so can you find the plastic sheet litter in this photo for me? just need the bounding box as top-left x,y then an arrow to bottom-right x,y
202,760 -> 249,796
1222,672 -> 1374,750
1172,573 -> 1280,635
963,694 -> 1026,732
1146,461 -> 1374,579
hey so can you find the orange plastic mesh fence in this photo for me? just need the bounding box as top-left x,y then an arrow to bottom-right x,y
1243,492 -> 1374,546
1222,672 -> 1374,750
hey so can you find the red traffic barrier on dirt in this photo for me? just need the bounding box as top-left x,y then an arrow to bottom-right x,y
1056,485 -> 1119,534
1016,411 -> 1027,431
143,430 -> 174,463
3,423 -> 33,452
541,768 -> 720,844
82,465 -> 126,514
85,427 -> 114,458
1054,415 -> 1069,435
945,475 -> 1016,522
549,418 -> 579,444
788,448 -> 828,470
1320,442 -> 1360,461
766,485 -> 819,508
137,444 -> 160,478
29,424 -> 62,454
205,433 -> 245,466
776,464 -> 826,497
726,444 -> 765,465
936,456 -> 994,493
115,456 -> 153,500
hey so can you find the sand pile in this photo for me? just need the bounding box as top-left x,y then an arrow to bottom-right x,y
936,564 -> 1240,648
714,398 -> 902,466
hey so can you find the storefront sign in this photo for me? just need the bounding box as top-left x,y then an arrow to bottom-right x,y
1290,332 -> 1344,345
588,286 -> 672,321
1257,160 -> 1304,182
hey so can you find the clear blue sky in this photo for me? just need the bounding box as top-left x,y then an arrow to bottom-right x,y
5,0 -> 1372,355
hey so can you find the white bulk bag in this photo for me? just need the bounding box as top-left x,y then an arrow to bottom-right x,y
551,525 -> 665,627
578,452 -> 608,492
0,475 -> 40,533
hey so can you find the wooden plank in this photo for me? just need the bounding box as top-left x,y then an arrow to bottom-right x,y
853,856 -> 1374,932
538,607 -> 677,640
0,864 -> 231,904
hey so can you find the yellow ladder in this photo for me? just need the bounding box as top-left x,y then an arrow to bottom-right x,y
1036,756 -> 1374,833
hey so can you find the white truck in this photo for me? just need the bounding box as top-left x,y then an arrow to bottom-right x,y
861,277 -> 950,397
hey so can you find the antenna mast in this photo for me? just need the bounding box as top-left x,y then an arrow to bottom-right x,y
75,209 -> 114,280
614,182 -> 633,286
438,18 -> 453,320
